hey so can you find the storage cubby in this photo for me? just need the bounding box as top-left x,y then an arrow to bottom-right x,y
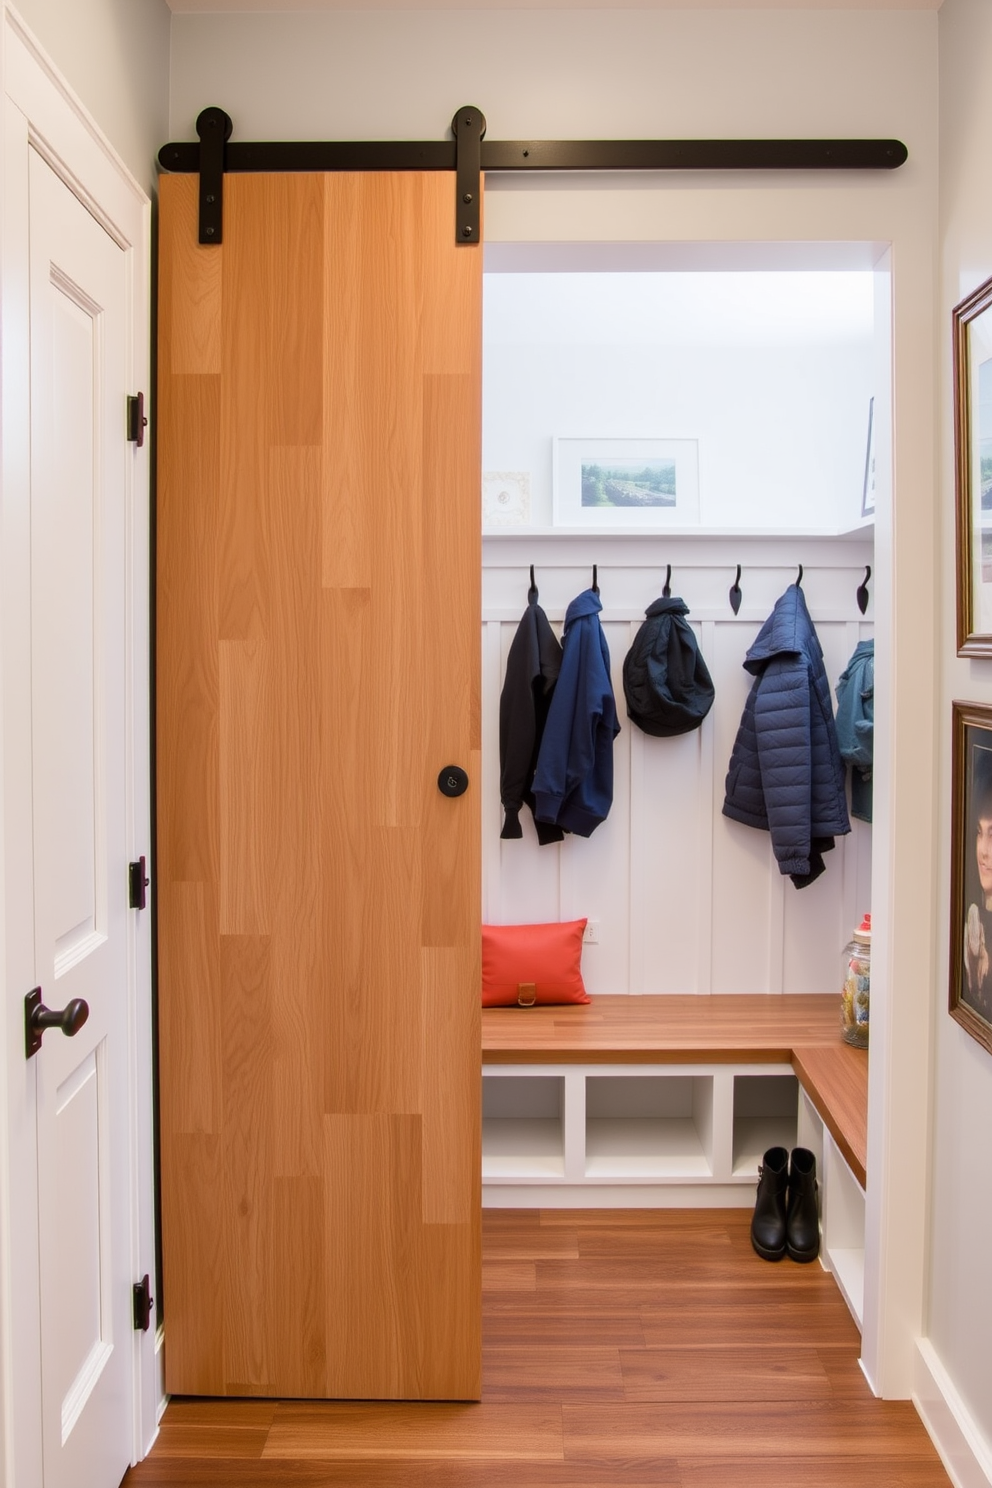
731,1072 -> 800,1177
797,1086 -> 864,1329
482,1073 -> 565,1180
585,1074 -> 713,1178
481,1061 -> 801,1201
822,1132 -> 866,1328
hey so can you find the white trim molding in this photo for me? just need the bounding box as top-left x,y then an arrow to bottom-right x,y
915,1339 -> 992,1488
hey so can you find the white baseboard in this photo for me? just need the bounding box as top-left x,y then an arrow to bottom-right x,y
914,1338 -> 992,1488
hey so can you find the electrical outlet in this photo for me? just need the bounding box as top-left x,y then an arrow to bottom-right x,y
583,921 -> 600,944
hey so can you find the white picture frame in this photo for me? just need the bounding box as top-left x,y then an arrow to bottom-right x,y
482,470 -> 531,527
553,437 -> 700,529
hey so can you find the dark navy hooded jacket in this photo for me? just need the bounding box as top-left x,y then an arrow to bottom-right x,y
723,583 -> 850,889
532,588 -> 620,838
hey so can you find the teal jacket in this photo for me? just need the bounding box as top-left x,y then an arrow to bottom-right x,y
835,640 -> 874,823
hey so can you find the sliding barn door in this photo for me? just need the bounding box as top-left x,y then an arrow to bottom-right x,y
156,172 -> 482,1399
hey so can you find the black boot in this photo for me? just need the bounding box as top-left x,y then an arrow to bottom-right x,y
786,1147 -> 819,1263
750,1146 -> 788,1261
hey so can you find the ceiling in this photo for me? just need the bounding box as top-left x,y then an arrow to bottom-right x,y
166,0 -> 940,11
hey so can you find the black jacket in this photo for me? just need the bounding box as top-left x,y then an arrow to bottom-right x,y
499,595 -> 564,843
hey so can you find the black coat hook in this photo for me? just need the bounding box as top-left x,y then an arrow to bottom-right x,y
729,563 -> 743,615
796,564 -> 804,588
662,563 -> 672,599
592,564 -> 599,595
528,564 -> 538,602
857,564 -> 871,616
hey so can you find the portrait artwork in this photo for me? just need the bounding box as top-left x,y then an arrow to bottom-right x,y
950,703 -> 992,1054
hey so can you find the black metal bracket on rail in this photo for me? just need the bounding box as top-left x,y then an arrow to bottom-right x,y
196,106 -> 232,244
452,106 -> 486,243
158,105 -> 909,248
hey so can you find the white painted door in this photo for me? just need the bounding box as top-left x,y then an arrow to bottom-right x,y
26,145 -> 132,1488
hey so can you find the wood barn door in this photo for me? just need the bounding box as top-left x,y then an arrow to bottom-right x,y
156,171 -> 482,1399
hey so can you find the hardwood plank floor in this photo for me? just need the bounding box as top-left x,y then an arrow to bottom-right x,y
125,1209 -> 950,1487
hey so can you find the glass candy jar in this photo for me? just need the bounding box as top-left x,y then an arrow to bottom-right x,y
841,914 -> 871,1048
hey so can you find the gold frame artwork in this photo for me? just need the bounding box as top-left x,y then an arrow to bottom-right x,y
954,275 -> 992,656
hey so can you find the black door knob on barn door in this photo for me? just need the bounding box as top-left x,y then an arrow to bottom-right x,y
437,765 -> 469,798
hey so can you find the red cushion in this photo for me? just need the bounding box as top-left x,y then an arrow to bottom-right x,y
481,920 -> 590,1007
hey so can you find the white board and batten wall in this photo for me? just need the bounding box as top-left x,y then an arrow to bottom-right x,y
483,537 -> 873,997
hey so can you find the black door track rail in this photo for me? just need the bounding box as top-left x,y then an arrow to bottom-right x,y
158,106 -> 909,247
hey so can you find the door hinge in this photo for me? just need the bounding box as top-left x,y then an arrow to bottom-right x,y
127,392 -> 148,448
129,856 -> 149,910
133,1274 -> 153,1332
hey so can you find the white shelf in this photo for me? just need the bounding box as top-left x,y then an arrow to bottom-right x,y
482,1119 -> 564,1179
483,525 -> 874,541
825,1246 -> 865,1329
585,1117 -> 710,1178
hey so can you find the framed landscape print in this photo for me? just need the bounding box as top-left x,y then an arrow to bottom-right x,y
553,437 -> 700,529
954,275 -> 992,655
949,701 -> 992,1056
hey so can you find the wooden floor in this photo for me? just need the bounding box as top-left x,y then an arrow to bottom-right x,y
125,1209 -> 950,1487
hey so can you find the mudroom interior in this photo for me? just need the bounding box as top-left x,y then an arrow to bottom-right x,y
6,4 -> 992,1487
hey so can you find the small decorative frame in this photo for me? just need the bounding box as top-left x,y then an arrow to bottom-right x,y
483,470 -> 531,528
861,397 -> 876,518
553,437 -> 700,529
949,700 -> 992,1056
954,274 -> 992,656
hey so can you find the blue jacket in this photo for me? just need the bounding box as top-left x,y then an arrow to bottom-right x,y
723,584 -> 850,888
532,588 -> 620,838
834,640 -> 874,824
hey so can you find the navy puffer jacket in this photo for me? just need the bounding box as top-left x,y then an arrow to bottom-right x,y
723,584 -> 850,889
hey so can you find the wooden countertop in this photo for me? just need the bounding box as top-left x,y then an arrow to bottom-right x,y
482,994 -> 868,1188
791,1041 -> 868,1188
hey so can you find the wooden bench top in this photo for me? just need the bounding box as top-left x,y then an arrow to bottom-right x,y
481,994 -> 868,1188
791,1042 -> 868,1189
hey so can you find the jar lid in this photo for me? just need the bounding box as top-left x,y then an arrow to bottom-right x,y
853,912 -> 871,944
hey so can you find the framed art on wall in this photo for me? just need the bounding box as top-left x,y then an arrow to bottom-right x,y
949,701 -> 992,1056
553,437 -> 700,529
953,275 -> 992,656
483,470 -> 531,527
861,397 -> 876,518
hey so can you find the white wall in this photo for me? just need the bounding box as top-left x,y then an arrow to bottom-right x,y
918,0 -> 992,1475
170,7 -> 929,146
168,2 -> 938,1400
483,271 -> 875,532
12,0 -> 169,189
